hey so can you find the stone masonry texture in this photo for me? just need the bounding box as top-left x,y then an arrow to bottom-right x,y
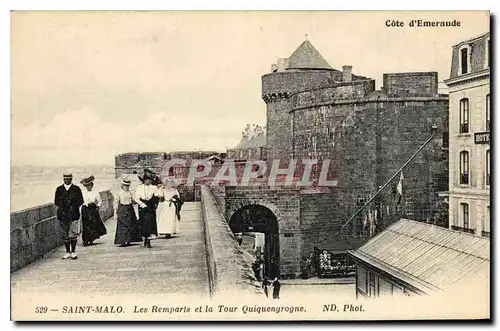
10,190 -> 115,273
261,65 -> 449,273
201,186 -> 263,298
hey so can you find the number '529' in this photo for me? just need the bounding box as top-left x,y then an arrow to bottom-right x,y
35,306 -> 48,313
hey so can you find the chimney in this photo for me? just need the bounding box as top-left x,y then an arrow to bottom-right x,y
277,58 -> 290,72
342,65 -> 352,82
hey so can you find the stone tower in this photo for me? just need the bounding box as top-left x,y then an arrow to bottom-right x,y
261,40 -> 338,162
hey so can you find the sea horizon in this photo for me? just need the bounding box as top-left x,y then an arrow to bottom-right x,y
11,164 -> 119,213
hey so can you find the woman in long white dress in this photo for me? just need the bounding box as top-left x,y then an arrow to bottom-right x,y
156,178 -> 181,239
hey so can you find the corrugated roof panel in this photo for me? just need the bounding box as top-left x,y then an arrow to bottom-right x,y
397,220 -> 426,236
361,231 -> 399,256
416,247 -> 462,280
352,219 -> 491,292
395,239 -> 436,271
388,220 -> 407,232
428,253 -> 485,287
405,244 -> 446,275
372,229 -> 418,260
382,234 -> 417,266
474,241 -> 491,260
429,248 -> 481,284
435,255 -> 486,288
448,258 -> 490,287
388,236 -> 427,269
447,233 -> 482,253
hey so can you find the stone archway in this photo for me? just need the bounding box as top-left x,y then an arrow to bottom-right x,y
229,204 -> 280,279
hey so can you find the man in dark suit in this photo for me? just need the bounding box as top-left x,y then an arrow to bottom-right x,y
54,173 -> 84,260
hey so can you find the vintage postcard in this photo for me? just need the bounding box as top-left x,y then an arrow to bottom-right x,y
10,10 -> 490,321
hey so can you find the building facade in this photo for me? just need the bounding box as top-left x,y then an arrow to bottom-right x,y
443,32 -> 490,237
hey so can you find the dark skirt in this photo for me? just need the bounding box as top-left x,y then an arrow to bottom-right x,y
138,206 -> 158,238
273,283 -> 281,299
81,205 -> 107,243
114,204 -> 142,244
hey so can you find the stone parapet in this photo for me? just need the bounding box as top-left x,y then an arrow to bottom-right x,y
10,190 -> 115,272
200,185 -> 264,299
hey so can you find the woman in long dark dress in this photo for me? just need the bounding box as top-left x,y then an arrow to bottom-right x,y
80,175 -> 107,246
134,169 -> 160,248
114,177 -> 141,247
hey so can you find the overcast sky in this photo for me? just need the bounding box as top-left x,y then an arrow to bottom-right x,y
11,11 -> 489,167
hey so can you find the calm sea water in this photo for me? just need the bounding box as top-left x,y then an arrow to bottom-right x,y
11,173 -> 120,213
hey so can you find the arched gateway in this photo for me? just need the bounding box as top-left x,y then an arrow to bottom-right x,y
229,205 -> 280,279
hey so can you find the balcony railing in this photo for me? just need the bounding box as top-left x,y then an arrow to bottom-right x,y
460,173 -> 469,185
460,123 -> 469,134
451,225 -> 475,234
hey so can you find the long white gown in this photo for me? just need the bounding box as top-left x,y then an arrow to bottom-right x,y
156,187 -> 180,235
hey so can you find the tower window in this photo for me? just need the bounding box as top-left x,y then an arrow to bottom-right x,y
459,150 -> 469,185
459,98 -> 469,133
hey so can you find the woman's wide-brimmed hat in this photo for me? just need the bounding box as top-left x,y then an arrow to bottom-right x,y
138,169 -> 157,183
80,175 -> 95,186
153,176 -> 163,185
121,177 -> 131,186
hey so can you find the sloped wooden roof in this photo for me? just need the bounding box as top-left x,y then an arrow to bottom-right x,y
350,219 -> 490,294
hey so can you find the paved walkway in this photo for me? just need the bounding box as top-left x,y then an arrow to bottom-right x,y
10,202 -> 209,298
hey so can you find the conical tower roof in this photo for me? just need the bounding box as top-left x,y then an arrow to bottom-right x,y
287,40 -> 333,70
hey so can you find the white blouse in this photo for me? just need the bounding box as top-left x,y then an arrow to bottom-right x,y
82,189 -> 102,207
134,184 -> 159,208
114,189 -> 135,209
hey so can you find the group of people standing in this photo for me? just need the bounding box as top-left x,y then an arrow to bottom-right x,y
53,169 -> 183,259
114,169 -> 183,248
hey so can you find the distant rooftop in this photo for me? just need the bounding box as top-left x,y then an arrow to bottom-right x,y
233,124 -> 266,149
